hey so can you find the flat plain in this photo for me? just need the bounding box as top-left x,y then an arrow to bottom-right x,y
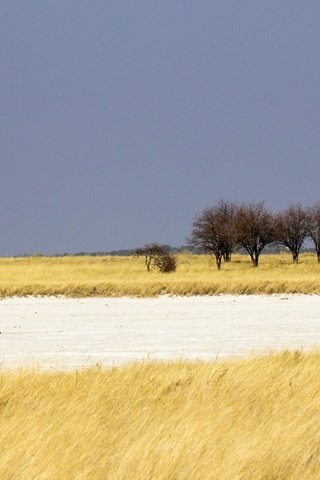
1,254 -> 320,478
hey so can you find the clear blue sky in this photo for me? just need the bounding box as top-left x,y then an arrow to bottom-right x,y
1,1 -> 320,255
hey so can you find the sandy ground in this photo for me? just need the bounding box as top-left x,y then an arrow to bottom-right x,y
0,295 -> 319,369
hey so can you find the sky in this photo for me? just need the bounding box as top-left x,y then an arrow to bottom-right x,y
1,0 -> 320,255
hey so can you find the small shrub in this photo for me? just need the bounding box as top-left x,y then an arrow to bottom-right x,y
134,243 -> 176,273
154,253 -> 177,273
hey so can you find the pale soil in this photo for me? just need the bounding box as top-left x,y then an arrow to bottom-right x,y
0,295 -> 319,369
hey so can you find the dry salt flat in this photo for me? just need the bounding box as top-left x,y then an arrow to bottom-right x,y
0,295 -> 320,370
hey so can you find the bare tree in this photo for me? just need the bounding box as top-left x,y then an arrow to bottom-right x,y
134,243 -> 176,272
275,204 -> 310,264
308,203 -> 320,263
235,202 -> 275,267
188,201 -> 238,270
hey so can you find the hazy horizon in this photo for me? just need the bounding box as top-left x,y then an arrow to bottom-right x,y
2,1 -> 320,255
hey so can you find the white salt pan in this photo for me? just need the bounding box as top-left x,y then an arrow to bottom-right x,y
0,295 -> 319,370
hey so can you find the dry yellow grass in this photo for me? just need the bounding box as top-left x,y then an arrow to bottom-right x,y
0,252 -> 319,297
0,351 -> 319,479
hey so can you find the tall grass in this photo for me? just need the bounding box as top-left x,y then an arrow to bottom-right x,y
0,253 -> 319,297
0,351 -> 319,479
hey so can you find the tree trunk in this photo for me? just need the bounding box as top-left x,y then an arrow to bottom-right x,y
317,251 -> 320,263
146,257 -> 151,271
292,251 -> 299,264
223,251 -> 232,262
215,255 -> 222,270
250,253 -> 259,267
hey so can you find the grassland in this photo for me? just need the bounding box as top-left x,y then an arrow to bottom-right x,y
0,351 -> 319,479
0,253 -> 319,297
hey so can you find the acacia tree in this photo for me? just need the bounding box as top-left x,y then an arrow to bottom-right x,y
275,204 -> 310,264
218,200 -> 238,262
309,203 -> 320,262
188,201 -> 238,270
134,243 -> 176,272
235,202 -> 275,267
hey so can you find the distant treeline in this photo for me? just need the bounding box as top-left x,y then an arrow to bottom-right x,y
11,242 -> 318,260
13,245 -> 193,258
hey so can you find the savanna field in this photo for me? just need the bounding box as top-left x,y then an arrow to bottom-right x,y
0,252 -> 320,297
1,352 -> 320,479
1,254 -> 320,478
